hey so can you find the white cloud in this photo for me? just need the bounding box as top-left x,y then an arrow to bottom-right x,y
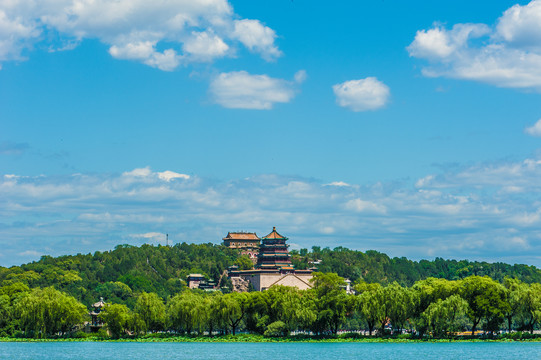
496,1 -> 541,48
4,158 -> 541,266
408,0 -> 541,90
109,41 -> 181,71
231,19 -> 282,61
0,1 -> 281,69
510,236 -> 530,249
157,171 -> 190,182
18,250 -> 42,257
130,232 -> 167,243
0,9 -> 39,61
209,70 -> 301,109
407,24 -> 490,60
294,70 -> 307,83
525,119 -> 541,136
320,226 -> 335,235
109,41 -> 156,61
326,181 -> 350,187
123,167 -> 152,178
332,77 -> 390,111
345,198 -> 387,214
415,175 -> 435,188
183,31 -> 229,61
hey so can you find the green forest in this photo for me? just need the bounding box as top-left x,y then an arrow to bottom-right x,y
1,243 -> 541,339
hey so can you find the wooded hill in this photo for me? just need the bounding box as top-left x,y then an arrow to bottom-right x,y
1,242 -> 540,307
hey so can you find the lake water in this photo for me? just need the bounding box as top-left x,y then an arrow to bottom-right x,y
0,342 -> 539,359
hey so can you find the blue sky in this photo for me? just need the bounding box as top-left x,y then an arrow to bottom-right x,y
2,0 -> 541,267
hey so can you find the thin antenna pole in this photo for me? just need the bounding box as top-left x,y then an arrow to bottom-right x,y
166,233 -> 169,247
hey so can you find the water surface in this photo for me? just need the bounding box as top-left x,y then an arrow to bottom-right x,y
0,342 -> 539,360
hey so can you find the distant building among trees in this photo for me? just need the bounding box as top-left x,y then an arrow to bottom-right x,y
226,227 -> 314,291
187,274 -> 217,291
223,231 -> 261,263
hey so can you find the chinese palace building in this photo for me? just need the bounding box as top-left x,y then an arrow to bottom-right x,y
222,231 -> 261,263
227,227 -> 313,291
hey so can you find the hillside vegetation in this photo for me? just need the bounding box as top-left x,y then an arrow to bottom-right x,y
1,243 -> 541,307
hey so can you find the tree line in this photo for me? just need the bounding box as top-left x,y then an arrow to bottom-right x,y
2,242 -> 541,310
1,273 -> 541,339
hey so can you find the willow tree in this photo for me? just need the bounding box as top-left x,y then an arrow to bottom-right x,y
216,292 -> 248,335
204,292 -> 225,335
310,272 -> 351,335
503,278 -> 527,332
167,291 -> 206,335
134,292 -> 166,333
99,303 -> 130,338
460,276 -> 509,335
410,278 -> 459,335
421,295 -> 469,337
0,282 -> 30,336
516,283 -> 541,333
264,286 -> 316,334
0,294 -> 11,334
244,291 -> 269,334
16,287 -> 87,338
356,283 -> 383,336
385,282 -> 415,333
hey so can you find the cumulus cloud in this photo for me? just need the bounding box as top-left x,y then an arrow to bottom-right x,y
525,119 -> 541,136
345,198 -> 387,214
158,171 -> 190,182
123,167 -> 152,178
231,19 -> 282,61
408,0 -> 541,90
326,181 -> 351,187
209,70 -> 305,109
130,232 -> 167,243
182,31 -> 229,62
332,77 -> 390,111
4,158 -> 541,266
496,1 -> 541,48
122,167 -> 190,182
0,1 -> 281,70
408,24 -> 490,60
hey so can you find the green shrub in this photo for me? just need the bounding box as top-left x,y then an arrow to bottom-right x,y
264,321 -> 288,337
95,329 -> 110,339
71,331 -> 91,339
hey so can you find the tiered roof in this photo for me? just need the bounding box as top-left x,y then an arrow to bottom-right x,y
223,232 -> 260,241
92,298 -> 105,309
257,227 -> 293,270
262,227 -> 287,240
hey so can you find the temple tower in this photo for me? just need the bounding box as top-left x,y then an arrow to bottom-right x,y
256,227 -> 293,270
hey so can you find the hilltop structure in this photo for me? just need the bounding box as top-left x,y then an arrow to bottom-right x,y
227,227 -> 313,291
222,231 -> 261,263
257,227 -> 293,270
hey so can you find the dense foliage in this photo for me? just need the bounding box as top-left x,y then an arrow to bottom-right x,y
2,274 -> 541,339
2,242 -> 541,310
0,243 -> 240,306
292,247 -> 541,285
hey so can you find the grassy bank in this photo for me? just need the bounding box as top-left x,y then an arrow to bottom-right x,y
2,333 -> 541,343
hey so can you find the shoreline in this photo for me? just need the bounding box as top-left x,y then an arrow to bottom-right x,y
2,335 -> 540,343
